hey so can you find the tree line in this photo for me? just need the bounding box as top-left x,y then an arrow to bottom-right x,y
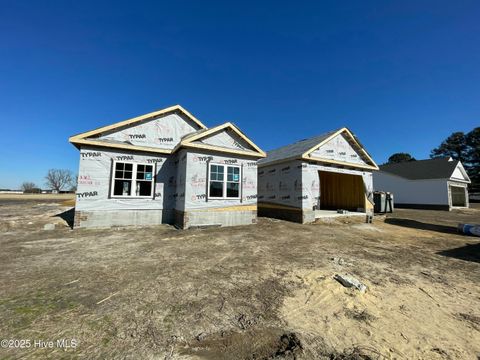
387,127 -> 479,192
21,169 -> 77,193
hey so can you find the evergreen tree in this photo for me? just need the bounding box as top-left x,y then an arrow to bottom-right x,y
387,153 -> 416,164
431,128 -> 480,192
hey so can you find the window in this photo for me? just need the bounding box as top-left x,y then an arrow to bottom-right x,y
226,166 -> 240,198
208,164 -> 240,199
111,162 -> 154,198
209,164 -> 224,197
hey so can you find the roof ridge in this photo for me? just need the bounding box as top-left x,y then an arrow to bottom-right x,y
259,127 -> 378,170
380,157 -> 451,168
379,157 -> 461,180
266,128 -> 341,153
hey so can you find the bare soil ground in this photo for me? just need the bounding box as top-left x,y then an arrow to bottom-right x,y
0,199 -> 479,359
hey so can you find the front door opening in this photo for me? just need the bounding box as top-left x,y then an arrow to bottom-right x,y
319,171 -> 365,212
450,185 -> 467,207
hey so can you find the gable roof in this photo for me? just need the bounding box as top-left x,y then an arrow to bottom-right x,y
69,105 -> 265,158
176,122 -> 266,158
379,157 -> 470,181
258,127 -> 378,170
260,130 -> 337,165
69,105 -> 207,154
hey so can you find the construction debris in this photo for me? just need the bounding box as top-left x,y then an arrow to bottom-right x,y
458,224 -> 480,237
334,274 -> 367,293
96,292 -> 119,305
43,223 -> 55,231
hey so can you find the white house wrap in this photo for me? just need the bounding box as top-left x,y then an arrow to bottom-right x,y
70,105 -> 265,229
258,128 -> 378,223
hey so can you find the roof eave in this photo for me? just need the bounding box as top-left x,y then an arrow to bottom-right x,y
181,142 -> 266,158
69,138 -> 173,155
449,178 -> 471,184
303,155 -> 379,171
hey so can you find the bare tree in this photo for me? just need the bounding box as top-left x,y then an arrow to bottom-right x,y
69,173 -> 78,192
45,169 -> 74,191
21,182 -> 39,193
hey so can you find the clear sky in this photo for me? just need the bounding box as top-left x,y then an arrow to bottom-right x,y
0,1 -> 479,189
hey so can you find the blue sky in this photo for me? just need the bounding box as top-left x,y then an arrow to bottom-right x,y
0,1 -> 479,189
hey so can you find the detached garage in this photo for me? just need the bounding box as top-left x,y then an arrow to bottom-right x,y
257,127 -> 379,223
373,157 -> 471,210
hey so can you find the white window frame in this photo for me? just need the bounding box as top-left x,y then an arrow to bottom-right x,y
110,161 -> 155,199
207,163 -> 241,200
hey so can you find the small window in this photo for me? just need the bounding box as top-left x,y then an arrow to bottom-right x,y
112,162 -> 154,198
208,164 -> 241,199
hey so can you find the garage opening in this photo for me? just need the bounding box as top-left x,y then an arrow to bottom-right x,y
319,171 -> 365,212
450,185 -> 467,207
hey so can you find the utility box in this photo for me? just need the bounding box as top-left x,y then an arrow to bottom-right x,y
374,191 -> 394,213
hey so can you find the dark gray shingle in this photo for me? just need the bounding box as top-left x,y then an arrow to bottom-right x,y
258,129 -> 339,166
379,157 -> 458,180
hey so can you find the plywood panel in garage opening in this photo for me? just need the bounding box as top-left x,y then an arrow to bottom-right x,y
319,171 -> 364,211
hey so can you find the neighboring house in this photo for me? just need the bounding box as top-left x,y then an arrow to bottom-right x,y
69,105 -> 265,229
373,157 -> 471,210
257,127 -> 379,223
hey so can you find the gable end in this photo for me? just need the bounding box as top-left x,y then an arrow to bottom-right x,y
302,128 -> 378,170
69,105 -> 207,154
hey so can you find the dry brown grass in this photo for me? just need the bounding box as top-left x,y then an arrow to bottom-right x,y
0,193 -> 75,201
60,198 -> 76,207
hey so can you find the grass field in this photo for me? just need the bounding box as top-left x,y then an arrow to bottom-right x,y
0,199 -> 479,359
0,193 -> 76,206
0,193 -> 75,200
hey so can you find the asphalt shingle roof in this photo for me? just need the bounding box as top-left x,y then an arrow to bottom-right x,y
258,129 -> 339,166
379,157 -> 458,180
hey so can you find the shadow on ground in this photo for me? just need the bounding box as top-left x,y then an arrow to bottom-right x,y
54,208 -> 75,229
437,242 -> 480,263
385,218 -> 457,235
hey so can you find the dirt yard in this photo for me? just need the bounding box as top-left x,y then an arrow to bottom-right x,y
0,199 -> 479,359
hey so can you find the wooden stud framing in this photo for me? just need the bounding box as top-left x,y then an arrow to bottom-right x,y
71,138 -> 172,154
182,142 -> 265,158
257,202 -> 302,210
302,155 -> 379,170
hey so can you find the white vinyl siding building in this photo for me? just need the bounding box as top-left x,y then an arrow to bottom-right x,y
373,157 -> 470,210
